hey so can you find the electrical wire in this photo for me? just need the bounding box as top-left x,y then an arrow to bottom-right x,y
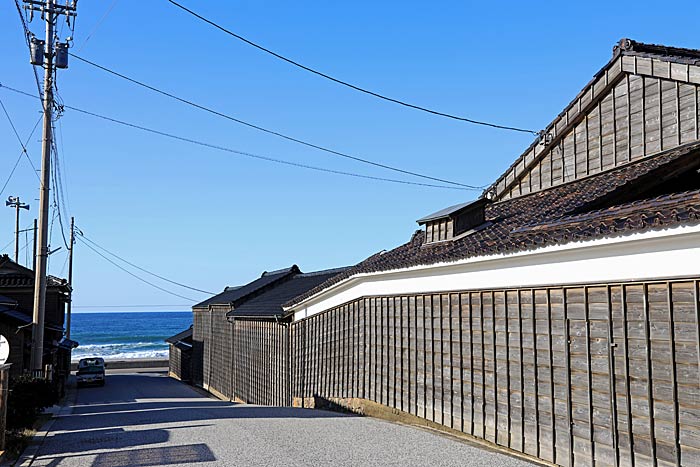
76,236 -> 197,302
0,83 -> 475,190
68,54 -> 483,189
0,115 -> 42,198
79,306 -> 190,309
0,98 -> 43,185
166,0 -> 538,135
76,230 -> 216,295
13,0 -> 43,98
77,0 -> 119,52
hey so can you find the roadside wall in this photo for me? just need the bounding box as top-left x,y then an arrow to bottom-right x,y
193,277 -> 700,467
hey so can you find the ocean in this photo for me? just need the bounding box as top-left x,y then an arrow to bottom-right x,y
70,311 -> 192,361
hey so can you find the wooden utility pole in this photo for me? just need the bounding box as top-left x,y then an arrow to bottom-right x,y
5,196 -> 29,263
66,216 -> 74,339
24,0 -> 77,372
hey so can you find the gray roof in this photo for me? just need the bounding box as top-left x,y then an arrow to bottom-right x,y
193,266 -> 299,308
416,199 -> 486,224
166,326 -> 193,344
227,267 -> 351,320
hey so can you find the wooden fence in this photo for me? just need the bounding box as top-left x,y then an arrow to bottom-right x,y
193,277 -> 700,467
193,308 -> 290,406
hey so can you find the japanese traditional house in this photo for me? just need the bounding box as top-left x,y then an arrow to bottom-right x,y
166,326 -> 193,382
282,39 -> 700,467
0,254 -> 73,380
189,265 -> 348,405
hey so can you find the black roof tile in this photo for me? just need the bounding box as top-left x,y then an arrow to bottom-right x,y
287,141 -> 700,308
193,266 -> 299,308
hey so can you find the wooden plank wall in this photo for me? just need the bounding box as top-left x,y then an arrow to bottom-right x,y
498,76 -> 700,201
289,279 -> 700,467
425,219 -> 454,243
209,308 -> 231,397
191,309 -> 206,387
230,320 -> 289,406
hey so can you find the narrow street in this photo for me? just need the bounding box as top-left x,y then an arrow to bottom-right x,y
24,371 -> 535,467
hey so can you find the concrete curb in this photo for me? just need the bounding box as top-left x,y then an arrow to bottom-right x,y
11,379 -> 77,467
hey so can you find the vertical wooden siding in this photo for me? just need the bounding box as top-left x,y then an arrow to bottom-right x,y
499,77 -> 700,201
288,279 -> 700,467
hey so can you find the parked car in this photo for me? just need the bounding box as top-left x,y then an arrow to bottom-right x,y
76,357 -> 106,387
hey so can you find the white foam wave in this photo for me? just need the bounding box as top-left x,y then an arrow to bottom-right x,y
72,349 -> 169,360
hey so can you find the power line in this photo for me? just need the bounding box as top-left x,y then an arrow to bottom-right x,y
166,0 -> 539,136
13,0 -> 43,98
0,83 -> 475,190
0,114 -> 41,197
77,0 -> 120,52
75,236 -> 197,302
73,304 -> 192,309
76,230 -> 216,295
0,97 -> 43,185
67,54 -> 484,189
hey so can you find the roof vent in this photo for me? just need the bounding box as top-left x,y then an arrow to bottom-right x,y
417,198 -> 489,243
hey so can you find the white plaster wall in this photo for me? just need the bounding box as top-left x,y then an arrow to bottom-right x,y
290,224 -> 700,320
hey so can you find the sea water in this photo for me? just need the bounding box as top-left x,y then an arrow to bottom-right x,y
70,311 -> 192,360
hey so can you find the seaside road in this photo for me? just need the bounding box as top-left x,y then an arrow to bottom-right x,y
26,372 -> 537,467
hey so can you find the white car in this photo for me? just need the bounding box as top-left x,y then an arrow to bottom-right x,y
76,357 -> 106,386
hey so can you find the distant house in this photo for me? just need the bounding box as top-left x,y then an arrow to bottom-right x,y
281,39 -> 700,466
0,254 -> 73,380
166,326 -> 193,382
188,265 -> 348,404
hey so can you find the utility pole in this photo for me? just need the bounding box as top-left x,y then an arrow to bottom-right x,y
32,219 -> 37,270
23,0 -> 77,372
5,196 -> 30,263
65,216 -> 74,339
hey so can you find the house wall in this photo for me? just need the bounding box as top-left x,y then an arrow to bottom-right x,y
425,218 -> 453,243
195,272 -> 700,466
191,308 -> 290,406
168,345 -> 191,382
494,57 -> 700,201
290,277 -> 700,467
0,323 -> 28,379
191,309 -> 207,387
230,320 -> 289,406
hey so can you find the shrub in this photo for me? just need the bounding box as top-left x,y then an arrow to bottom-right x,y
6,376 -> 58,430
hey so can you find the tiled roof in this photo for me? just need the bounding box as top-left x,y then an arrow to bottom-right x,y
193,266 -> 299,308
0,255 -> 69,289
617,39 -> 700,66
287,141 -> 700,308
228,267 -> 351,319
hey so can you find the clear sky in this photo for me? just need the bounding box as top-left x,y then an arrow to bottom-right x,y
1,0 -> 698,311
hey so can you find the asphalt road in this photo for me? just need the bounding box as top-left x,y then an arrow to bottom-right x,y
25,371 -> 536,467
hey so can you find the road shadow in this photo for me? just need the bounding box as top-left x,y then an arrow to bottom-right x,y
57,401 -> 352,431
91,444 -> 216,467
38,443 -> 216,467
37,427 -> 169,456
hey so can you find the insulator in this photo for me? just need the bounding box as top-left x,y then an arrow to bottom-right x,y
55,42 -> 69,69
30,37 -> 45,66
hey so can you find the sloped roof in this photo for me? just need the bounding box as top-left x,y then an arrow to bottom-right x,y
166,326 -> 193,344
0,296 -> 31,325
416,201 -> 473,224
287,141 -> 700,308
0,255 -> 69,289
228,267 -> 350,319
193,266 -> 299,308
619,39 -> 700,66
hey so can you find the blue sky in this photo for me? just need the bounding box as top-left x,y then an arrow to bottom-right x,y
1,0 -> 698,311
